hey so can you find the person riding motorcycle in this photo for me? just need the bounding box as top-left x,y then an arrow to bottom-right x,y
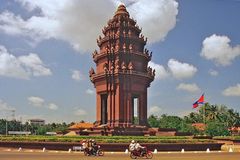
81,139 -> 90,155
82,139 -> 103,156
129,140 -> 136,152
81,140 -> 87,150
135,141 -> 146,156
129,140 -> 146,156
91,139 -> 98,155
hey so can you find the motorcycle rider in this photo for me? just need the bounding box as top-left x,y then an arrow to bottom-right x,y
81,140 -> 87,150
91,139 -> 98,155
135,141 -> 146,156
129,140 -> 136,152
82,139 -> 91,155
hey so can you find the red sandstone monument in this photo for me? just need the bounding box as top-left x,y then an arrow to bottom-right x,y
89,4 -> 155,135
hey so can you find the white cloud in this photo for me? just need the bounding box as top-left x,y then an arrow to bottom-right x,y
86,89 -> 94,95
28,96 -> 45,107
71,70 -> 84,81
201,34 -> 240,66
47,103 -> 59,110
1,0 -> 178,52
148,61 -> 169,80
0,11 -> 25,35
149,59 -> 197,80
176,83 -> 201,93
126,0 -> 178,43
149,106 -> 162,116
57,0 -> 115,52
28,96 -> 59,110
74,108 -> 87,116
222,84 -> 240,97
16,0 -> 67,16
168,59 -> 197,79
208,69 -> 218,76
0,99 -> 15,111
0,45 -> 52,79
18,53 -> 52,77
0,11 -> 58,43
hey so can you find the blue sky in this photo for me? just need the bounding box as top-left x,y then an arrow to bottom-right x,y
0,0 -> 240,123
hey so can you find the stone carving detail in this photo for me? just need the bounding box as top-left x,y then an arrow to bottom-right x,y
128,61 -> 133,72
147,67 -> 152,75
129,44 -> 133,52
128,30 -> 132,37
153,69 -> 156,77
149,51 -> 152,59
116,28 -> 120,36
123,43 -> 126,52
116,42 -> 120,51
123,30 -> 126,37
115,59 -> 120,72
147,67 -> 156,77
110,62 -> 114,73
89,67 -> 95,77
111,46 -> 115,53
92,50 -> 98,58
144,48 -> 149,55
121,61 -> 127,72
103,63 -> 109,73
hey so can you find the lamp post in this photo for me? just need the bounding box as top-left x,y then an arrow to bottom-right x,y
5,119 -> 8,136
4,109 -> 15,136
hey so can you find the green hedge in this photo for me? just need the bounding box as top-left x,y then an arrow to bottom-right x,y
0,135 -> 214,143
213,136 -> 240,140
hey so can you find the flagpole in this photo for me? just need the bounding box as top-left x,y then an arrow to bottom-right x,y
203,104 -> 206,124
199,104 -> 205,124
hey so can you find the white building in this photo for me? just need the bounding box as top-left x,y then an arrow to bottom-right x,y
28,119 -> 45,125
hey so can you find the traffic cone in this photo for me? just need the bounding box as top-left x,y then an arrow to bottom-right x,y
153,149 -> 157,154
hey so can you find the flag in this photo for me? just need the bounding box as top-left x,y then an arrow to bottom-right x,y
192,94 -> 204,108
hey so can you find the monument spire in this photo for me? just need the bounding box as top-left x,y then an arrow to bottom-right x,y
114,4 -> 129,17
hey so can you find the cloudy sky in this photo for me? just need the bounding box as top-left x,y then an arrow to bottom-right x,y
0,0 -> 240,123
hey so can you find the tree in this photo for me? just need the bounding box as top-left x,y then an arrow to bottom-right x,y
205,121 -> 230,136
148,115 -> 160,127
0,119 -> 7,134
159,115 -> 183,130
184,112 -> 202,123
147,103 -> 240,136
179,122 -> 199,134
133,116 -> 139,125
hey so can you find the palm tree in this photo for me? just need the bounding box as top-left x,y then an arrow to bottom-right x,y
206,105 -> 218,121
226,109 -> 240,127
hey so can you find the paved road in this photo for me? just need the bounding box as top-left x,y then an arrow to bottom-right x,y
0,151 -> 240,160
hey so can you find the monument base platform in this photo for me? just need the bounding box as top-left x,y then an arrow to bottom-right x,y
76,125 -> 156,136
68,123 -> 192,136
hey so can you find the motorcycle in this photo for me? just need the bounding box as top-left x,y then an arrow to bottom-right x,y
83,145 -> 104,156
130,147 -> 153,159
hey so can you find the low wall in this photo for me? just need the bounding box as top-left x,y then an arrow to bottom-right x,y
0,141 -> 223,151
